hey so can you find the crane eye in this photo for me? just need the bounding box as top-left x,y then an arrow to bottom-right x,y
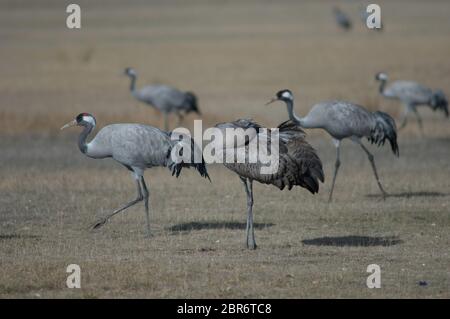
76,114 -> 84,122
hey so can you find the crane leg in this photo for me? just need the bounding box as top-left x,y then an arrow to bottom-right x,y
328,139 -> 341,203
358,142 -> 388,199
91,178 -> 143,230
240,177 -> 256,249
176,112 -> 184,127
163,112 -> 169,131
140,176 -> 151,237
398,106 -> 410,130
411,107 -> 424,136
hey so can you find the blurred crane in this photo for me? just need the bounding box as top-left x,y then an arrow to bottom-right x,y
375,72 -> 448,133
61,113 -> 209,236
214,119 -> 324,249
267,89 -> 399,202
333,6 -> 352,31
124,68 -> 201,131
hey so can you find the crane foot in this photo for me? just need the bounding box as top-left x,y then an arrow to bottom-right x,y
90,218 -> 108,230
144,232 -> 153,239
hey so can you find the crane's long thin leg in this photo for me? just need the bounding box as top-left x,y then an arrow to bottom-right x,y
91,178 -> 143,229
140,176 -> 151,237
358,142 -> 388,199
163,112 -> 169,131
240,177 -> 256,249
176,112 -> 184,127
398,106 -> 410,130
328,139 -> 341,203
411,107 -> 424,136
246,179 -> 256,249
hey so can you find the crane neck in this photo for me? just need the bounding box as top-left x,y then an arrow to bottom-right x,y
128,74 -> 137,92
378,79 -> 386,95
285,99 -> 307,127
78,123 -> 94,154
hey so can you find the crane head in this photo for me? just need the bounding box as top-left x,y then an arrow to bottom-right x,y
124,67 -> 137,77
61,113 -> 96,130
266,89 -> 294,105
185,92 -> 201,115
375,72 -> 388,81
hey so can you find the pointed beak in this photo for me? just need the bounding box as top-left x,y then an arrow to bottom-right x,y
60,119 -> 77,130
265,97 -> 278,105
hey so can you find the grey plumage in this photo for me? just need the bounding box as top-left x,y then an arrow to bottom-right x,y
369,111 -> 399,155
214,118 -> 324,249
333,6 -> 352,31
360,6 -> 369,24
376,72 -> 448,132
268,89 -> 398,202
61,113 -> 209,236
124,68 -> 200,131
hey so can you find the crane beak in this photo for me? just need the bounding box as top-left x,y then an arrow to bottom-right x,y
60,119 -> 77,130
265,97 -> 278,105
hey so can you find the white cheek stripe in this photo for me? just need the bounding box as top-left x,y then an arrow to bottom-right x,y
282,91 -> 292,99
83,116 -> 96,126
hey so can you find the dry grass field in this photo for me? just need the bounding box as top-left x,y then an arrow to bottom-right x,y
0,0 -> 449,298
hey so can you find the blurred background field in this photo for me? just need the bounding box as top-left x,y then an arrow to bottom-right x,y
0,0 -> 449,298
1,0 -> 450,135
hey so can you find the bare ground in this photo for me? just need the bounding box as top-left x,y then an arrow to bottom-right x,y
0,133 -> 449,298
0,0 -> 449,298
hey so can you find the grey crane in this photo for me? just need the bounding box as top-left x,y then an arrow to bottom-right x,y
61,113 -> 209,236
214,119 -> 324,249
267,89 -> 399,202
333,6 -> 352,31
375,72 -> 448,133
124,67 -> 201,131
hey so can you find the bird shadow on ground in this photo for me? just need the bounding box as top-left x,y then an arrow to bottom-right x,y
168,221 -> 275,233
0,234 -> 41,240
428,137 -> 450,143
366,191 -> 449,199
302,235 -> 402,247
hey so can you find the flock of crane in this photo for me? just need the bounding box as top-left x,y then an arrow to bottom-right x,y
61,64 -> 447,249
58,4 -> 449,249
332,5 -> 382,32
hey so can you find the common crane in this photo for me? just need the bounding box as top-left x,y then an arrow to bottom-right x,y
267,89 -> 399,202
214,119 -> 324,249
124,68 -> 200,131
333,6 -> 352,31
61,113 -> 209,237
376,72 -> 448,133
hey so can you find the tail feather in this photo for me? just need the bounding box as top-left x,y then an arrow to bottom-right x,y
167,132 -> 210,181
171,158 -> 210,181
301,175 -> 320,194
430,90 -> 448,117
277,121 -> 324,194
369,111 -> 399,157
